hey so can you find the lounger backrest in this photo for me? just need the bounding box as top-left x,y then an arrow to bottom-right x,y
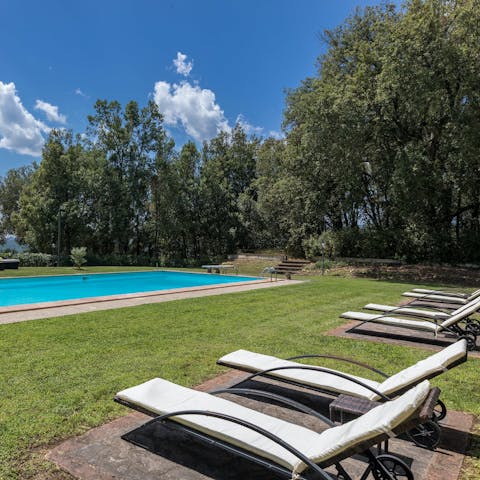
440,299 -> 480,329
469,289 -> 480,300
308,381 -> 431,466
452,294 -> 480,315
376,339 -> 467,397
116,377 -> 431,474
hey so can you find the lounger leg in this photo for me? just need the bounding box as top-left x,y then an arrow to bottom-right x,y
465,319 -> 480,335
334,462 -> 352,479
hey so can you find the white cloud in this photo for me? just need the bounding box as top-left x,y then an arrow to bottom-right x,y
0,81 -> 49,156
268,130 -> 284,140
75,88 -> 87,97
35,100 -> 67,124
153,80 -> 230,141
173,52 -> 193,77
235,114 -> 264,136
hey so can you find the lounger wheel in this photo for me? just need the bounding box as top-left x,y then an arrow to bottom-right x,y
433,399 -> 447,422
465,320 -> 480,335
458,333 -> 477,351
406,420 -> 441,450
371,454 -> 414,480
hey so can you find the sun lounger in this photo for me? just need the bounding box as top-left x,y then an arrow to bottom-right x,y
217,341 -> 466,449
341,302 -> 478,350
115,377 -> 438,479
411,287 -> 480,299
362,298 -> 480,334
217,340 -> 465,401
402,287 -> 480,305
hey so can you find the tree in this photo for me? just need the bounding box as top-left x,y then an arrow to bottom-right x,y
87,99 -> 173,257
0,165 -> 36,239
283,0 -> 480,260
13,130 -> 91,253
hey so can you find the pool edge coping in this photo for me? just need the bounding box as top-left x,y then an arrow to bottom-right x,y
0,277 -> 272,314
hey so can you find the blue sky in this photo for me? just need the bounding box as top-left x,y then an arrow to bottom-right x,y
0,0 -> 383,175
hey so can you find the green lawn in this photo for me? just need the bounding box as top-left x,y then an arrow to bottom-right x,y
0,265 -> 159,278
0,274 -> 479,479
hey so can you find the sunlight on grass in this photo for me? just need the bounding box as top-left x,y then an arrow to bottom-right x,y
0,275 -> 478,478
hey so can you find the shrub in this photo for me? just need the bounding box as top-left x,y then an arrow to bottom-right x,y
70,247 -> 87,269
18,252 -> 54,267
86,254 -> 155,266
303,231 -> 340,260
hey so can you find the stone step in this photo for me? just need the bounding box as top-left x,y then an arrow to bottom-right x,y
274,259 -> 311,274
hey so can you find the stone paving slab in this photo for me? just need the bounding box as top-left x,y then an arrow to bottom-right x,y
47,371 -> 475,480
0,279 -> 301,325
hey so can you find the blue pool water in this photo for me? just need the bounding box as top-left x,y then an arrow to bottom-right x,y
0,271 -> 258,307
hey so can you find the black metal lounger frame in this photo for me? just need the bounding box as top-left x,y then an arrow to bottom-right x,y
217,351 -> 466,448
217,351 -> 465,407
347,310 -> 478,350
362,294 -> 480,336
405,288 -> 479,304
354,290 -> 480,346
114,385 -> 440,480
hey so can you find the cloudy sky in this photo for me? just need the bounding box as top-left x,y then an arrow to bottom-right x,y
0,0 -> 381,175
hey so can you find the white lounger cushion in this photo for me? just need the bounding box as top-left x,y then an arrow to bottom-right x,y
411,288 -> 480,301
411,288 -> 469,298
219,341 -> 466,401
341,311 -> 439,332
364,300 -> 478,318
116,377 -> 430,474
440,299 -> 480,328
345,298 -> 480,332
218,349 -> 382,399
402,292 -> 467,304
364,304 -> 450,319
376,339 -> 466,396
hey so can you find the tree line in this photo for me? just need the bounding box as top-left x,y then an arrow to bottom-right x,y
1,0 -> 479,264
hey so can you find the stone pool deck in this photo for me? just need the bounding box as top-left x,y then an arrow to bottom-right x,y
0,278 -> 301,325
47,370 -> 475,480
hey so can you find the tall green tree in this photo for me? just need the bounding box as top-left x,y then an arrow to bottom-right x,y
0,165 -> 36,237
283,0 -> 480,260
87,99 -> 173,256
13,130 -> 90,253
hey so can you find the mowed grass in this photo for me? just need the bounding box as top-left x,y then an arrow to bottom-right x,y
0,265 -> 159,278
0,275 -> 479,478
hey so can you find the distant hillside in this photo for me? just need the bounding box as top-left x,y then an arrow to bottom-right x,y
0,235 -> 26,252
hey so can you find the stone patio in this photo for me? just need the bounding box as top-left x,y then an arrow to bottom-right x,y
47,371 -> 475,480
326,320 -> 480,358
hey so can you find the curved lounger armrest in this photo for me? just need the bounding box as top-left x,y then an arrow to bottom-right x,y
210,387 -> 334,426
286,354 -> 389,378
242,365 -> 391,401
156,409 -> 332,480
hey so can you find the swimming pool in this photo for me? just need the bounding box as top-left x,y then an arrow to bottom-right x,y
0,271 -> 260,307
